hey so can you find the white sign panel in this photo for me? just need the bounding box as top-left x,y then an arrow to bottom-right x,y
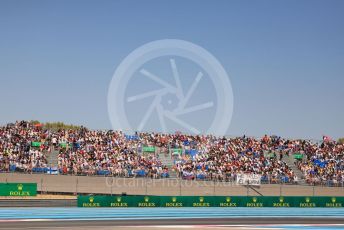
236,174 -> 261,186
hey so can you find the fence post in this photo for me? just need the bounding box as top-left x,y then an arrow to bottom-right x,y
145,178 -> 148,196
179,178 -> 182,196
213,180 -> 216,196
246,181 -> 249,196
40,178 -> 43,194
110,177 -> 113,196
312,185 -> 315,196
76,177 -> 78,195
280,183 -> 282,196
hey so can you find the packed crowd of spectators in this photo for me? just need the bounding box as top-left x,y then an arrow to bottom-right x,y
0,121 -> 49,172
0,121 -> 343,186
0,121 -> 168,179
56,129 -> 169,178
174,136 -> 296,183
295,138 -> 344,186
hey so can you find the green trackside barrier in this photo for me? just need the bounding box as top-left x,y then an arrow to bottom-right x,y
142,146 -> 156,152
77,195 -> 344,208
0,183 -> 37,196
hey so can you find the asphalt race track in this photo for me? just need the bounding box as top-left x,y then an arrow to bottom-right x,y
0,208 -> 344,229
1,218 -> 344,229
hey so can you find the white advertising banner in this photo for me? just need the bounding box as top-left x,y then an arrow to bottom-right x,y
236,174 -> 261,186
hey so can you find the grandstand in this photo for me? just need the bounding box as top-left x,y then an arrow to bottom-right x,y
1,120 -> 343,193
1,120 -> 343,229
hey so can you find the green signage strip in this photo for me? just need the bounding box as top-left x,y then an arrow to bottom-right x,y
0,183 -> 37,196
59,143 -> 72,148
78,195 -> 344,208
171,148 -> 183,154
31,142 -> 42,147
143,146 -> 155,152
267,153 -> 276,158
294,153 -> 304,159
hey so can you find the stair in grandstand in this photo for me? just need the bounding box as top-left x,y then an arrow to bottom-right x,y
282,152 -> 306,185
158,152 -> 174,167
47,146 -> 59,168
168,170 -> 178,178
157,152 -> 177,178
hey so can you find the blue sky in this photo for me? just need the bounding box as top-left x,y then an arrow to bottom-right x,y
0,0 -> 343,139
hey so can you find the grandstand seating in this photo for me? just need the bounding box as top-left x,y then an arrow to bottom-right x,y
1,121 -> 343,186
